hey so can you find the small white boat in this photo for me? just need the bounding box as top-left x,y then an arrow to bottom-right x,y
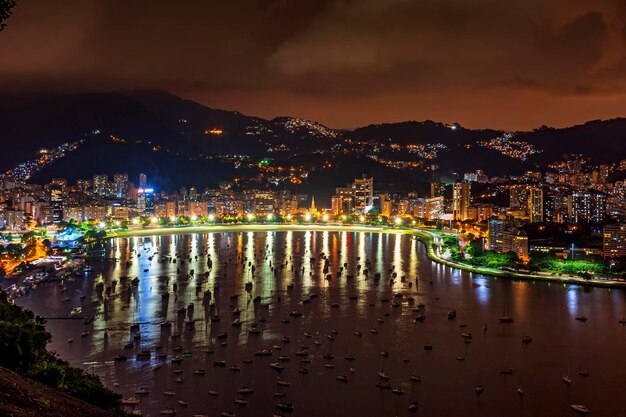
570,404 -> 591,414
269,363 -> 285,371
517,386 -> 524,395
122,397 -> 140,405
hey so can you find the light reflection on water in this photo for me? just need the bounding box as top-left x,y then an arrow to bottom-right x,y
11,231 -> 626,417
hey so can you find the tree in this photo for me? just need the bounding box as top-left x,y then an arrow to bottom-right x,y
0,0 -> 16,31
0,291 -> 122,413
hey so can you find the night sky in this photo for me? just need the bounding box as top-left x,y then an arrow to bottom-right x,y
2,0 -> 626,130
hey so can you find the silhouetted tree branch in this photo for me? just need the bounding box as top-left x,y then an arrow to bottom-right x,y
0,0 -> 17,31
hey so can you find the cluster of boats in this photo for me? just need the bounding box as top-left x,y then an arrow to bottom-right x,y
60,237 -> 599,416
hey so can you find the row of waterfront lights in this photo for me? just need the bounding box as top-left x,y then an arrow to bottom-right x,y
97,214 -> 413,229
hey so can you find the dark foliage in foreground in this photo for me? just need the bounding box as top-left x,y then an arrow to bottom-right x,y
0,291 -> 122,413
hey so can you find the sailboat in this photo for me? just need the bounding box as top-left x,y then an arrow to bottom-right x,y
570,404 -> 591,414
563,362 -> 572,384
377,356 -> 389,380
500,356 -> 513,375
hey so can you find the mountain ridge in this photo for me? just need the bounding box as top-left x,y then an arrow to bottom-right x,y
2,90 -> 625,194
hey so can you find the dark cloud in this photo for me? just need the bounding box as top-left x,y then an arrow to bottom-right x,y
0,0 -> 625,129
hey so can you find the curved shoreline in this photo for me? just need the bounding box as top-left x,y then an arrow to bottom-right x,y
106,224 -> 626,290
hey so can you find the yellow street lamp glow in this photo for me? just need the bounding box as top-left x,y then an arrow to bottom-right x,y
286,214 -> 292,220
266,213 -> 274,220
114,220 -> 121,227
151,217 -> 158,224
322,214 -> 329,221
304,213 -> 312,222
247,213 -> 254,221
411,220 -> 416,225
395,217 -> 402,225
132,218 -> 139,225
191,215 -> 198,221
341,215 -> 347,220
98,222 -> 106,229
359,216 -> 365,222
208,214 -> 215,221
169,216 -> 176,222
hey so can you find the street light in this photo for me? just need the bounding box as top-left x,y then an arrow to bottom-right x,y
169,216 -> 176,222
359,216 -> 365,222
267,213 -> 274,221
394,217 -> 402,225
98,222 -> 106,229
247,213 -> 254,221
322,214 -> 329,222
132,218 -> 139,225
191,215 -> 198,221
208,214 -> 215,221
304,214 -> 312,222
151,217 -> 158,224
286,214 -> 292,220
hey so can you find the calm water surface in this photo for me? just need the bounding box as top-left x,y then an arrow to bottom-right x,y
12,231 -> 626,417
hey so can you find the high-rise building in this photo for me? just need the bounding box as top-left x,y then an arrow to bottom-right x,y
139,173 -> 147,189
93,174 -> 108,196
452,182 -> 471,221
528,187 -> 544,223
354,176 -> 374,213
488,219 -> 505,252
0,210 -> 25,231
544,191 -> 568,223
137,188 -> 155,215
569,192 -> 607,224
503,229 -> 529,260
50,184 -> 64,223
413,196 -> 444,220
333,187 -> 355,214
254,191 -> 275,216
188,201 -> 208,218
380,198 -> 392,217
331,196 -> 342,215
76,179 -> 92,193
430,182 -> 445,198
113,173 -> 129,198
509,185 -> 529,211
604,223 -> 626,258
